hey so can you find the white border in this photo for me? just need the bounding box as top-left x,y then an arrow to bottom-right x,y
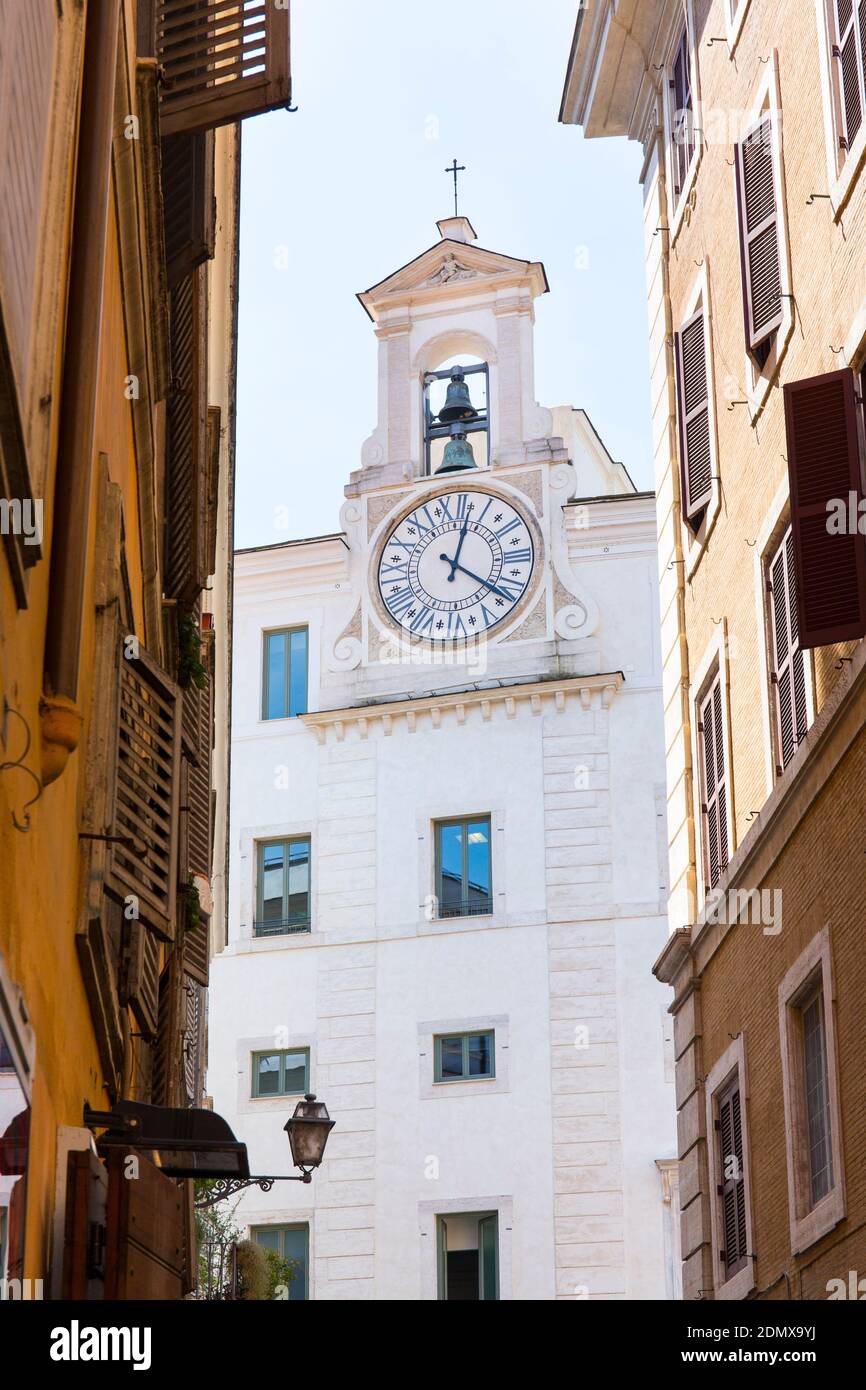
417,1013 -> 510,1100
689,626 -> 736,914
814,0 -> 866,219
680,261 -> 722,577
738,53 -> 795,421
418,1195 -> 513,1300
704,1034 -> 756,1300
778,928 -> 846,1254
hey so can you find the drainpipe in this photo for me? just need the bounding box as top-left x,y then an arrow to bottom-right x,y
41,0 -> 122,784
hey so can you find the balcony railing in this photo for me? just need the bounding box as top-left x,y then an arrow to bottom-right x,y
436,897 -> 493,920
253,917 -> 311,938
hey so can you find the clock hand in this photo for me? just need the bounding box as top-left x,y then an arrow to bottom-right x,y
440,516 -> 470,582
446,560 -> 515,602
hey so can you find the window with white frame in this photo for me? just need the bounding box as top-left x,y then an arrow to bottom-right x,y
666,16 -> 697,207
697,669 -> 729,892
766,525 -> 811,774
830,1 -> 866,162
779,931 -> 845,1252
713,1072 -> 749,1282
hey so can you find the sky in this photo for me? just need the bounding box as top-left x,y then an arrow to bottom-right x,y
234,0 -> 652,549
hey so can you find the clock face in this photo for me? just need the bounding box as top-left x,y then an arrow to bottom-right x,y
376,490 -> 535,641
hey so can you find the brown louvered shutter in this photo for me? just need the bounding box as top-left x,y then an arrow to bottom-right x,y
162,129 -> 216,287
206,405 -> 222,577
0,0 -> 57,408
123,920 -> 162,1040
180,626 -> 214,879
784,368 -> 866,647
182,976 -> 206,1104
165,263 -> 209,602
156,0 -> 291,137
834,0 -> 865,151
698,674 -> 729,892
675,308 -> 713,523
106,646 -> 182,941
735,116 -> 783,352
768,527 -> 809,772
151,955 -> 183,1107
182,909 -> 210,987
717,1076 -> 748,1278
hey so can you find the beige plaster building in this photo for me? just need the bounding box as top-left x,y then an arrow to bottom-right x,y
562,0 -> 866,1300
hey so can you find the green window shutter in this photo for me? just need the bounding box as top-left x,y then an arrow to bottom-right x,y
437,1217 -> 448,1301
478,1214 -> 499,1300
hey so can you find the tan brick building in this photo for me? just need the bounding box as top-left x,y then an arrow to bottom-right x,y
562,0 -> 866,1299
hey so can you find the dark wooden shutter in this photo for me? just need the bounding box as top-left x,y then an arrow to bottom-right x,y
675,308 -> 713,523
182,976 -> 206,1104
0,0 -> 57,405
735,116 -> 782,351
104,1151 -> 187,1299
156,0 -> 291,137
181,630 -> 214,880
162,129 -> 215,288
768,527 -> 809,771
834,0 -> 865,150
106,646 -> 182,941
165,263 -> 209,602
717,1076 -> 748,1278
151,956 -> 183,1107
183,909 -> 210,987
62,1149 -> 108,1299
698,674 -> 729,891
784,368 -> 866,647
123,920 -> 162,1039
206,405 -> 222,577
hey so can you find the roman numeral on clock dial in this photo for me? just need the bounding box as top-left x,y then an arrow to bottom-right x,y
377,490 -> 536,643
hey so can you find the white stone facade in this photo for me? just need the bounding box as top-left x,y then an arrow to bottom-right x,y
208,221 -> 677,1299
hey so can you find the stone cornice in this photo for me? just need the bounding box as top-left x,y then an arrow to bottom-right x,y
300,672 -> 624,744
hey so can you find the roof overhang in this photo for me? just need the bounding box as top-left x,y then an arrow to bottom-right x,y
559,0 -> 666,141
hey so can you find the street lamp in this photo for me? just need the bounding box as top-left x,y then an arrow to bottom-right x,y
194,1093 -> 335,1208
284,1093 -> 335,1174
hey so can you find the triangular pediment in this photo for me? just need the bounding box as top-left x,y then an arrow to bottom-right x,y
358,239 -> 548,320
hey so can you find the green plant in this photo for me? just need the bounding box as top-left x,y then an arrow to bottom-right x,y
177,610 -> 206,690
263,1248 -> 298,1301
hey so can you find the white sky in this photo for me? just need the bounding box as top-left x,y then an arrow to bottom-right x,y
234,0 -> 652,548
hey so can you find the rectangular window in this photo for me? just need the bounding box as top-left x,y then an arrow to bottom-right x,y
262,627 -> 308,719
668,23 -> 695,199
252,1048 -> 310,1099
714,1074 -> 748,1280
434,816 -> 492,918
832,0 -> 866,155
434,1031 -> 495,1083
437,1212 -> 499,1301
801,988 -> 834,1206
697,673 -> 729,892
255,837 -> 311,936
251,1224 -> 310,1301
767,526 -> 810,772
778,931 -> 844,1252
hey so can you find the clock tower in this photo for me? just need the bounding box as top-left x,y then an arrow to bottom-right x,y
210,218 -> 679,1301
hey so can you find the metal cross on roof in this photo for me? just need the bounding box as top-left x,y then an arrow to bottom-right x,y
445,158 -> 466,217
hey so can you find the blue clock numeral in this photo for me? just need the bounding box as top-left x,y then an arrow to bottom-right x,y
388,586 -> 416,617
508,547 -> 532,564
495,517 -> 521,539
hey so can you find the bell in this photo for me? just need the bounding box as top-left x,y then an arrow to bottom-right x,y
438,368 -> 478,424
436,431 -> 478,473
